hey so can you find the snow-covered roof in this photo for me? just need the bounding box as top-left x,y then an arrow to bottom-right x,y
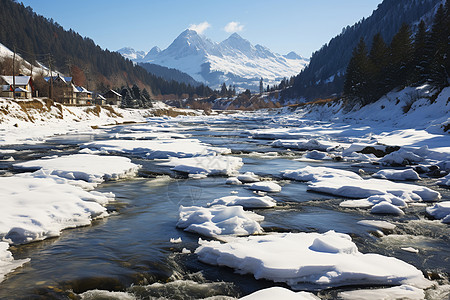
14,87 -> 28,92
1,76 -> 31,86
96,94 -> 106,100
74,85 -> 92,94
106,89 -> 122,97
44,75 -> 72,84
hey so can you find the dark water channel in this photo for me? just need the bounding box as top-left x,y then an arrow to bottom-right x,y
0,118 -> 449,299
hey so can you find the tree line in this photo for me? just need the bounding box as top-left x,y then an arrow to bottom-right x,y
0,0 -> 215,99
344,1 -> 449,105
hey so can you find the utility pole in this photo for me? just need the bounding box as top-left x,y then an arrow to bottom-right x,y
12,46 -> 16,99
48,54 -> 53,100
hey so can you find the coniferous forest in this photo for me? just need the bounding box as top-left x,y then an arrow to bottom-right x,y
0,0 -> 214,99
284,0 -> 444,100
344,1 -> 449,105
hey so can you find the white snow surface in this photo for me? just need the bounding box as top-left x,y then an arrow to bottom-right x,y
0,172 -> 112,245
338,284 -> 425,300
13,154 -> 140,187
177,205 -> 264,237
282,166 -> 362,182
195,231 -> 431,289
160,155 -> 243,176
426,201 -> 450,223
438,173 -> 450,186
208,195 -> 276,208
372,168 -> 420,180
0,242 -> 30,283
82,139 -> 230,159
240,287 -> 319,300
247,181 -> 282,192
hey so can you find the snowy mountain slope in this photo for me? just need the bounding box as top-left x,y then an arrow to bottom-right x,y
117,47 -> 147,61
119,30 -> 309,91
0,43 -> 55,77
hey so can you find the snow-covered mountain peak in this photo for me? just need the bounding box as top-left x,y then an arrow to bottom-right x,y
118,30 -> 309,91
117,47 -> 146,60
284,51 -> 305,60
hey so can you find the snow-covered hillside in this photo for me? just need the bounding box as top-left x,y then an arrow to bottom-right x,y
118,30 -> 309,91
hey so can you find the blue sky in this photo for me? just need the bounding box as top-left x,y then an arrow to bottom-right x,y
20,0 -> 382,58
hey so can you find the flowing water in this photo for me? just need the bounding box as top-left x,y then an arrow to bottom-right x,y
0,117 -> 449,299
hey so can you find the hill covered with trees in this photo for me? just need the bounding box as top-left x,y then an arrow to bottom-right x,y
0,0 -> 213,98
284,0 -> 444,100
344,1 -> 449,105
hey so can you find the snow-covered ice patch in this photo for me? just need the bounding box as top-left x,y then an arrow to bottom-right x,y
437,173 -> 450,186
226,177 -> 242,185
237,172 -> 260,183
170,237 -> 182,244
0,173 -> 112,244
14,154 -> 140,187
247,181 -> 282,192
0,242 -> 30,283
426,201 -> 450,223
82,139 -> 230,159
240,287 -> 319,300
160,156 -> 243,176
357,220 -> 396,231
80,289 -> 136,300
282,166 -> 362,182
370,202 -> 405,215
372,169 -> 420,181
177,205 -> 264,237
195,230 -> 431,289
208,195 -> 276,208
338,284 -> 425,300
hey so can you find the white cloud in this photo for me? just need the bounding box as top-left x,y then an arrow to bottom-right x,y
224,21 -> 244,33
188,21 -> 211,34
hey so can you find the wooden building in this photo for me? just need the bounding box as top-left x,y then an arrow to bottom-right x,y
0,75 -> 34,99
103,89 -> 122,106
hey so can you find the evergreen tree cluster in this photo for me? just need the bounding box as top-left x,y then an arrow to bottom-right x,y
344,2 -> 449,105
120,85 -> 153,108
0,0 -> 212,98
284,0 -> 442,100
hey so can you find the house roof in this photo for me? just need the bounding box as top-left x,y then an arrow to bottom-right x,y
1,76 -> 31,86
14,87 -> 28,92
96,94 -> 106,100
44,75 -> 72,84
74,85 -> 92,94
106,89 -> 122,97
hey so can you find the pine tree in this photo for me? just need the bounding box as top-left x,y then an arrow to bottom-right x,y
220,83 -> 227,97
386,23 -> 413,89
428,4 -> 450,87
368,33 -> 389,101
344,38 -> 371,104
412,20 -> 429,84
259,77 -> 264,94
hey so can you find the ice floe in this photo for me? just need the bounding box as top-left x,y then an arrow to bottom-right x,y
372,168 -> 420,181
338,284 -> 425,300
247,181 -> 282,192
176,205 -> 264,237
0,173 -> 112,244
426,201 -> 450,223
370,202 -> 405,215
226,177 -> 243,185
240,287 -> 319,300
437,173 -> 450,186
237,172 -> 260,183
282,166 -> 362,182
356,220 -> 396,231
159,156 -> 243,176
271,138 -> 337,151
14,154 -> 140,187
82,139 -> 230,159
195,230 -> 431,289
208,195 -> 276,208
0,242 -> 30,283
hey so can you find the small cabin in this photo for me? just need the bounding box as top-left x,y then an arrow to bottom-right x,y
104,89 -> 122,106
0,75 -> 34,99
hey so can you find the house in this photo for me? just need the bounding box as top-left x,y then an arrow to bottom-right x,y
44,75 -> 93,105
94,93 -> 106,106
103,89 -> 122,106
74,85 -> 93,105
44,74 -> 75,104
0,75 -> 34,99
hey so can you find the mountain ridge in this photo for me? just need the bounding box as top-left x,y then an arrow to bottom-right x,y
117,30 -> 309,91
